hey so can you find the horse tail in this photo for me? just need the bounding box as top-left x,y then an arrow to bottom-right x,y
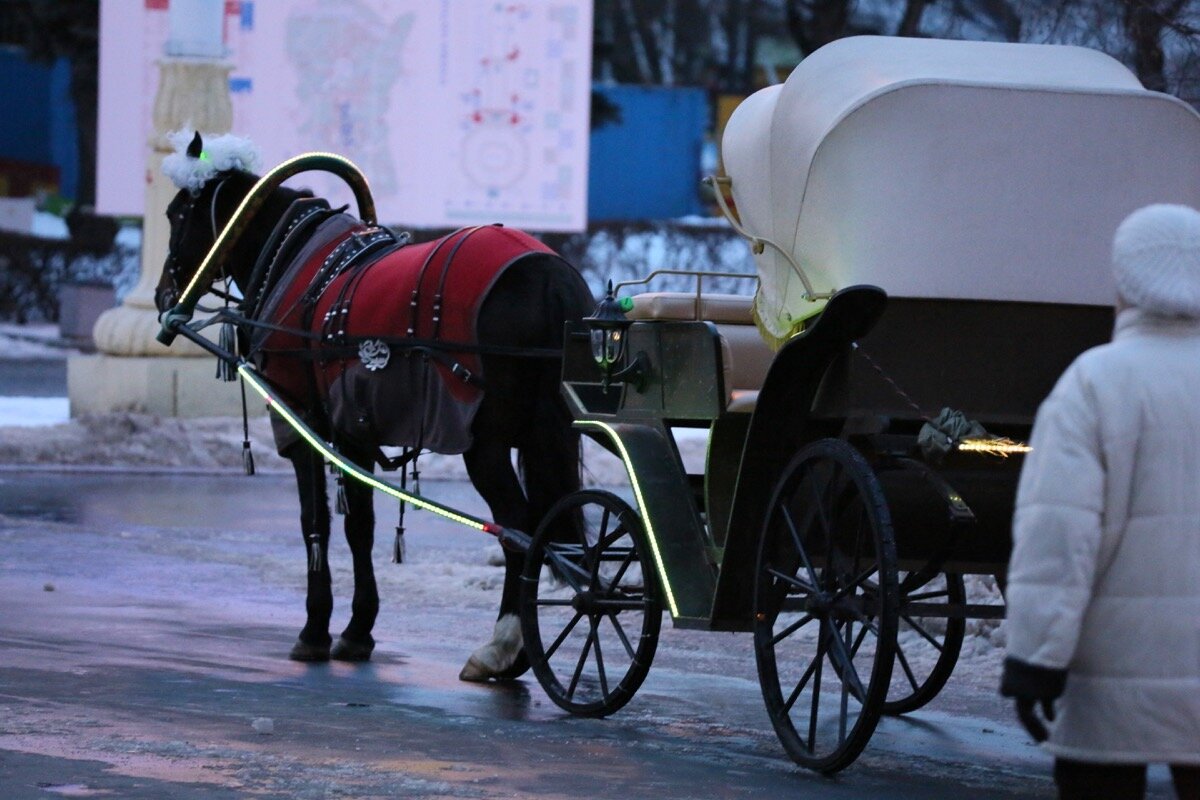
517,257 -> 594,540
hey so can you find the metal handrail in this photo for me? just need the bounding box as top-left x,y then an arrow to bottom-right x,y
702,175 -> 832,302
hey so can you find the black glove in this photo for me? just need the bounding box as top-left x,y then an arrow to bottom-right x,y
1014,696 -> 1055,743
1000,657 -> 1067,744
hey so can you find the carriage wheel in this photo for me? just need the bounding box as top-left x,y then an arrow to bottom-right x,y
520,490 -> 662,717
754,438 -> 899,774
881,571 -> 966,715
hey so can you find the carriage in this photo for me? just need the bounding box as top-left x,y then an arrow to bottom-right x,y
156,36 -> 1200,774
512,35 -> 1200,773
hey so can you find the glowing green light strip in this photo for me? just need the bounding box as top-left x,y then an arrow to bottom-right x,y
575,419 -> 680,618
237,364 -> 493,534
177,151 -> 371,308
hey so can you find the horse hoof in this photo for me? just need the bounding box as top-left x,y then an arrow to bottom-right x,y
459,614 -> 524,681
289,639 -> 330,662
330,636 -> 374,662
492,650 -> 530,682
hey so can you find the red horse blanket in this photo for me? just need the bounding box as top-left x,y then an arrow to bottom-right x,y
251,218 -> 560,455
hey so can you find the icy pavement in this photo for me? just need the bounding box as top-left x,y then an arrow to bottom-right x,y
0,473 -> 1072,799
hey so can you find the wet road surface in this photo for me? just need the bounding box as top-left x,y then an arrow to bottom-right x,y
0,471 -> 1180,798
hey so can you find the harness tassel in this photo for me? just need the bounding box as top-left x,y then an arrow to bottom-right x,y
216,322 -> 237,382
393,462 -> 409,564
335,475 -> 348,516
393,523 -> 406,564
239,378 -> 255,476
307,534 -> 323,573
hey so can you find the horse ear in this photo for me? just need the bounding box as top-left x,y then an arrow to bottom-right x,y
187,131 -> 203,159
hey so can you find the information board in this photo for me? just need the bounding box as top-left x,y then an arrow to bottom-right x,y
97,0 -> 594,231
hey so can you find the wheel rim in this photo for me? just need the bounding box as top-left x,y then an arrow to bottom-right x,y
882,571 -> 965,715
521,490 -> 662,717
754,439 -> 898,773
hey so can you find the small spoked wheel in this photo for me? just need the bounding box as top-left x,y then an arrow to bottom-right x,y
883,571 -> 966,715
754,438 -> 899,774
520,490 -> 662,717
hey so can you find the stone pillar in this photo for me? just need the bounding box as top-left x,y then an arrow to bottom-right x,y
69,55 -> 259,417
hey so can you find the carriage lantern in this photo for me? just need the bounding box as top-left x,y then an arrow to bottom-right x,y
585,281 -> 646,391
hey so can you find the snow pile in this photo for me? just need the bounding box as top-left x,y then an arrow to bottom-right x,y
0,408 -> 703,485
0,397 -> 69,427
0,323 -> 74,359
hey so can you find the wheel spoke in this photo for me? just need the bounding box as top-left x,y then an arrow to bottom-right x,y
780,505 -> 820,586
848,619 -> 871,657
807,465 -> 836,544
829,565 -> 878,604
807,620 -> 828,752
767,566 -> 818,595
605,611 -> 636,659
839,621 -> 853,744
601,546 -> 637,597
894,639 -> 920,692
565,620 -> 598,701
770,612 -> 816,646
544,548 -> 590,591
544,610 -> 585,660
905,589 -> 950,602
825,620 -> 866,700
783,649 -> 821,714
900,613 -> 946,651
592,618 -> 610,700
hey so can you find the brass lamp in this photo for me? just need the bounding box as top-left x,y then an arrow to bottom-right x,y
585,281 -> 647,391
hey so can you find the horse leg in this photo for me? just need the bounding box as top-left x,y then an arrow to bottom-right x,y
459,438 -> 530,682
330,443 -> 379,662
286,443 -> 334,662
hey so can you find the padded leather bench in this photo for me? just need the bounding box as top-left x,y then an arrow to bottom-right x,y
626,292 -> 774,413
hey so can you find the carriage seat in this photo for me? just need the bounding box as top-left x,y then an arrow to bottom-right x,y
626,292 -> 773,413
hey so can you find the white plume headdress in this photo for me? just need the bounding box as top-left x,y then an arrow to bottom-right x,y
162,129 -> 261,194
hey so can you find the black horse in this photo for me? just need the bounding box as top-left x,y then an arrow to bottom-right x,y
154,132 -> 593,680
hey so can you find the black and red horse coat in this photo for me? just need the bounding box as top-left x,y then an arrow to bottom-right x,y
250,216 -> 570,455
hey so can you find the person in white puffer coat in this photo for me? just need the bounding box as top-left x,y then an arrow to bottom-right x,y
1001,204 -> 1200,800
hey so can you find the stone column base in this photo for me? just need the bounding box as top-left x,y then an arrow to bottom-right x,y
68,354 -> 266,418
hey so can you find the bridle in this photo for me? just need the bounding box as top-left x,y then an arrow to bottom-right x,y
164,174 -> 239,305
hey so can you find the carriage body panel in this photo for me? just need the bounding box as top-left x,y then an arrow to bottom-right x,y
722,35 -> 1200,341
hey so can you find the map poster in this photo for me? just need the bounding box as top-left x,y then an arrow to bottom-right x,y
97,1 -> 594,232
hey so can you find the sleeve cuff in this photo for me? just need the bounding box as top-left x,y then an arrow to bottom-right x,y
1000,657 -> 1068,700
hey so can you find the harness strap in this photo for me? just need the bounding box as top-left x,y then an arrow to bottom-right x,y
430,226 -> 487,341
242,198 -> 336,316
203,307 -> 564,360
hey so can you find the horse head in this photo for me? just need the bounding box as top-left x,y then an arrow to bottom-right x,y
155,130 -> 261,314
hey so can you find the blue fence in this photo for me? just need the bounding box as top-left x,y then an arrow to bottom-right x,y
0,51 -> 77,199
588,85 -> 709,221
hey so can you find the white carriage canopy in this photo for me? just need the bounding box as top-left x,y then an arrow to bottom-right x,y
721,35 -> 1200,345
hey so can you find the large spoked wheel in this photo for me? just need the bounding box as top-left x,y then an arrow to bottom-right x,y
754,438 -> 899,774
882,571 -> 966,715
520,490 -> 662,717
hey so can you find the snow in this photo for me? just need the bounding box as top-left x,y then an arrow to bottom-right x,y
31,211 -> 69,240
0,323 -> 74,359
0,397 -> 69,427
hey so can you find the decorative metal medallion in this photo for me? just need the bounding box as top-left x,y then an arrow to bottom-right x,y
358,339 -> 391,371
